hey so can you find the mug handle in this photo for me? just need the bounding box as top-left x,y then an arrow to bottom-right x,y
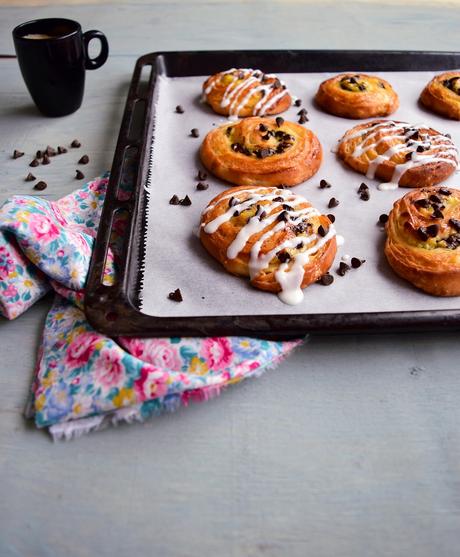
83,30 -> 109,70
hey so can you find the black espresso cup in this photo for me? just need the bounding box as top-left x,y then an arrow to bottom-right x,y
12,18 -> 109,117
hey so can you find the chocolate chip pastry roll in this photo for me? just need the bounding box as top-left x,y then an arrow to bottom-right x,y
200,185 -> 338,305
337,120 -> 458,189
315,73 -> 399,119
202,68 -> 292,118
420,72 -> 460,120
200,117 -> 322,188
385,186 -> 460,296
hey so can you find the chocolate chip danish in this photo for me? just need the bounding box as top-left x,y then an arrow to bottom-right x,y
337,120 -> 458,189
420,71 -> 460,120
315,73 -> 399,119
200,186 -> 337,304
200,117 -> 322,188
385,186 -> 460,296
202,68 -> 292,118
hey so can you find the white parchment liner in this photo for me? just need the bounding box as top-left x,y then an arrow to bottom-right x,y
141,71 -> 460,317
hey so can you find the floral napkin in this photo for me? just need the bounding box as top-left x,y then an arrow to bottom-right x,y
0,175 -> 301,440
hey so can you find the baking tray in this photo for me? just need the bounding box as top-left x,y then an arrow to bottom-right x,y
85,50 -> 460,338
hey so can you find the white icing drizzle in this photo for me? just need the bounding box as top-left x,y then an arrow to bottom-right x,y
202,68 -> 291,118
341,120 -> 459,189
203,189 -> 337,305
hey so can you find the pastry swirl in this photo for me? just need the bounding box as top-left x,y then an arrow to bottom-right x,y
385,186 -> 460,296
315,73 -> 399,119
200,186 -> 337,304
420,71 -> 460,120
202,68 -> 292,118
337,120 -> 458,189
200,117 -> 322,188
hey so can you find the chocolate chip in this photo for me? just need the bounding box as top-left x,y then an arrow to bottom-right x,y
276,117 -> 284,127
416,145 -> 428,153
360,190 -> 370,201
168,288 -> 183,302
417,227 -> 429,241
449,218 -> 460,232
229,197 -> 238,207
277,210 -> 288,222
57,146 -> 67,154
298,114 -> 308,124
405,152 -> 413,161
328,197 -> 339,208
320,179 -> 331,189
446,234 -> 460,249
429,194 -> 442,204
233,210 -> 240,217
33,181 -> 47,191
75,170 -> 84,180
273,79 -> 282,89
294,222 -> 310,234
278,251 -> 291,263
273,196 -> 284,202
225,127 -> 232,136
378,213 -> 389,224
169,194 -> 180,205
259,210 -> 267,220
294,99 -> 302,107
379,82 -> 386,89
46,146 -> 56,157
29,159 -> 39,167
179,195 -> 192,206
357,182 -> 369,193
439,188 -> 452,196
326,214 -> 336,223
432,208 -> 444,219
317,273 -> 334,286
231,143 -> 241,152
296,241 -> 303,249
25,173 -> 36,182
426,224 -> 439,237
78,155 -> 89,164
337,262 -> 350,276
196,182 -> 209,191
190,128 -> 199,138
175,105 -> 184,114
42,154 -> 50,165
445,133 -> 452,139
297,108 -> 307,116
13,149 -> 24,159
414,198 -> 430,208
258,148 -> 272,159
317,225 -> 327,237
196,170 -> 208,181
259,123 -> 268,132
282,204 -> 292,211
71,139 -> 81,148
351,257 -> 364,269
261,133 -> 271,141
36,150 -> 43,159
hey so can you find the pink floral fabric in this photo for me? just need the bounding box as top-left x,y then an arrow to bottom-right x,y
0,175 -> 301,438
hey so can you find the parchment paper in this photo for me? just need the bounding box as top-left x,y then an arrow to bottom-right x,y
141,71 -> 460,317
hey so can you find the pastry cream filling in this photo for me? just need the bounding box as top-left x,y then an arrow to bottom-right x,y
227,126 -> 295,159
339,75 -> 367,92
443,77 -> 460,95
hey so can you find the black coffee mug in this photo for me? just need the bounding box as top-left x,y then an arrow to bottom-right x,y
12,18 -> 108,117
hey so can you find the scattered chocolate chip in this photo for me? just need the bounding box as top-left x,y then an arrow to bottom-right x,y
416,145 -> 429,153
75,169 -> 84,180
297,108 -> 307,116
25,173 -> 36,182
298,114 -> 308,124
317,225 -> 327,237
417,227 -> 429,241
328,197 -> 339,208
278,251 -> 291,263
429,194 -> 442,204
190,128 -> 199,138
229,196 -> 238,207
432,208 -> 444,219
294,99 -> 302,107
168,288 -> 183,302
326,213 -> 336,223
296,241 -> 303,249
71,139 -> 81,148
175,105 -> 184,114
57,146 -> 67,154
449,218 -> 460,232
169,194 -> 180,205
13,149 -> 24,159
273,196 -> 284,202
33,181 -> 47,191
414,198 -> 430,209
360,190 -> 370,201
275,117 -> 284,127
277,210 -> 288,222
259,123 -> 268,132
439,188 -> 452,196
233,210 -> 240,217
337,262 -> 350,276
259,210 -> 267,220
196,182 -> 209,191
426,224 -> 439,237
357,182 -> 369,193
78,155 -> 89,164
196,170 -> 207,181
351,257 -> 364,269
179,195 -> 192,206
405,152 -> 413,161
29,159 -> 39,167
42,154 -> 50,165
36,150 -> 43,159
378,213 -> 389,224
317,273 -> 334,286
320,179 -> 332,189
46,146 -> 56,157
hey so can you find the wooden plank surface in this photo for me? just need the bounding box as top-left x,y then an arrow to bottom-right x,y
1,3 -> 460,557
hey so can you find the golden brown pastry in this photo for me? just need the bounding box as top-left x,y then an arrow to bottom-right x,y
202,68 -> 292,118
315,73 -> 399,119
337,120 -> 458,189
200,117 -> 322,188
385,186 -> 460,296
200,185 -> 337,305
420,71 -> 460,120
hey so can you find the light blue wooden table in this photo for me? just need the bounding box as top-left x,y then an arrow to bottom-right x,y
1,2 -> 460,556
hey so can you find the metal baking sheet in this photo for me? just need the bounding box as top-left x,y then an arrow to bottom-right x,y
85,51 -> 460,337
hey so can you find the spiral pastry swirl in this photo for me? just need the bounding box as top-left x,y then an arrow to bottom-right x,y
200,185 -> 337,304
202,68 -> 292,118
385,186 -> 460,296
420,71 -> 460,120
200,117 -> 322,188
